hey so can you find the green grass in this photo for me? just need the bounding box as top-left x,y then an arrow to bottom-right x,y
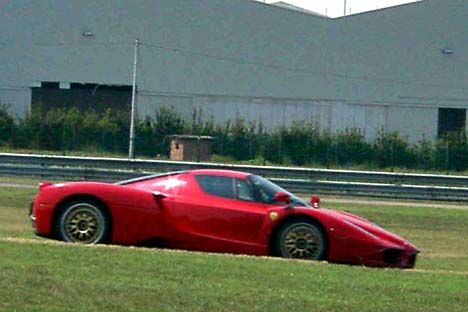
323,202 -> 468,272
0,186 -> 467,311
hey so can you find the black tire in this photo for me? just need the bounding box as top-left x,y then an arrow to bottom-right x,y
55,199 -> 110,244
275,219 -> 327,260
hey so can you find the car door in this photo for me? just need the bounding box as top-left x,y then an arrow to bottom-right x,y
168,174 -> 269,254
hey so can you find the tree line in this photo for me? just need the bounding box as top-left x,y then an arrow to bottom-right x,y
0,104 -> 467,172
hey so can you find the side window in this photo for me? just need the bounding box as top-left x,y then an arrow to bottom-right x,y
235,178 -> 255,202
249,175 -> 275,204
195,175 -> 235,199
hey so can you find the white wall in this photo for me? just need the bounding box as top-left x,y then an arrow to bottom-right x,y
0,88 -> 31,116
387,106 -> 438,143
138,93 -> 402,141
0,0 -> 466,142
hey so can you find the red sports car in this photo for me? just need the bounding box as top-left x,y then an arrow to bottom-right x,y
30,169 -> 419,268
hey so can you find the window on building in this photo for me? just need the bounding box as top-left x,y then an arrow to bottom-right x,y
438,108 -> 466,137
40,81 -> 60,89
31,82 -> 132,113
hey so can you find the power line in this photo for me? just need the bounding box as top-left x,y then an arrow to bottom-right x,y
0,41 -> 130,48
0,40 -> 466,91
139,41 -> 466,91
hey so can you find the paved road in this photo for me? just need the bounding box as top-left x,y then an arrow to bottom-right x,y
0,183 -> 36,189
322,197 -> 468,210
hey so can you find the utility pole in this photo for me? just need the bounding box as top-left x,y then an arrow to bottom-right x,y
344,0 -> 347,16
128,38 -> 139,159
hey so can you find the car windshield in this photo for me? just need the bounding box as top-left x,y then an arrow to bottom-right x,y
248,175 -> 309,207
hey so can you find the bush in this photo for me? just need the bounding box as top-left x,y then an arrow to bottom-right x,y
1,104 -> 467,172
435,132 -> 468,171
372,131 -> 417,169
0,104 -> 16,146
413,136 -> 434,170
333,128 -> 372,166
280,121 -> 320,166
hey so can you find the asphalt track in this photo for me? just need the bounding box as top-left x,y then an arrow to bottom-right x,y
0,183 -> 36,189
321,197 -> 468,211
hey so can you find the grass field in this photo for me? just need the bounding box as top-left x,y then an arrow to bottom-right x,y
0,181 -> 467,311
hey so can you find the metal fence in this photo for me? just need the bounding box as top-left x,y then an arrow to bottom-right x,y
1,153 -> 467,202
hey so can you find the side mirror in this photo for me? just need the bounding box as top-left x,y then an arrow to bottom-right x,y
310,195 -> 320,208
273,191 -> 291,206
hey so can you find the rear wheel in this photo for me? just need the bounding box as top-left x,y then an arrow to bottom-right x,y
56,200 -> 110,244
275,220 -> 326,260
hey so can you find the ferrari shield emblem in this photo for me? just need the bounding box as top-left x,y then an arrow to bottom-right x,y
269,212 -> 279,221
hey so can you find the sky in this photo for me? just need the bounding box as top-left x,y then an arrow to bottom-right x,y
261,0 -> 422,18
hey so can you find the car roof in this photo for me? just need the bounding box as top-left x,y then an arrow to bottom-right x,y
117,169 -> 251,185
116,171 -> 188,185
189,169 -> 250,179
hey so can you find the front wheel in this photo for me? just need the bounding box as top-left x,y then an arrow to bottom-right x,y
275,220 -> 326,260
56,200 -> 110,244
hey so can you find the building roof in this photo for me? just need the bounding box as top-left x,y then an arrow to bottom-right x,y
1,0 -> 466,113
270,1 -> 328,18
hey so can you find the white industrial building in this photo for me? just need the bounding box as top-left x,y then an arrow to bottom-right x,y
0,0 -> 466,143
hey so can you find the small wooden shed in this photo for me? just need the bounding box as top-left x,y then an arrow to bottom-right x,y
169,135 -> 214,162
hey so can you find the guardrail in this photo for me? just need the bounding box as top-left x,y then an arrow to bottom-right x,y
1,153 -> 467,202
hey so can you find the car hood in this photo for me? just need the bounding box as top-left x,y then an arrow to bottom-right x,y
300,207 -> 419,251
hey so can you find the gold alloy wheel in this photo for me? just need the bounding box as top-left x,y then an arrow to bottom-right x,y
283,223 -> 323,259
62,203 -> 105,244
